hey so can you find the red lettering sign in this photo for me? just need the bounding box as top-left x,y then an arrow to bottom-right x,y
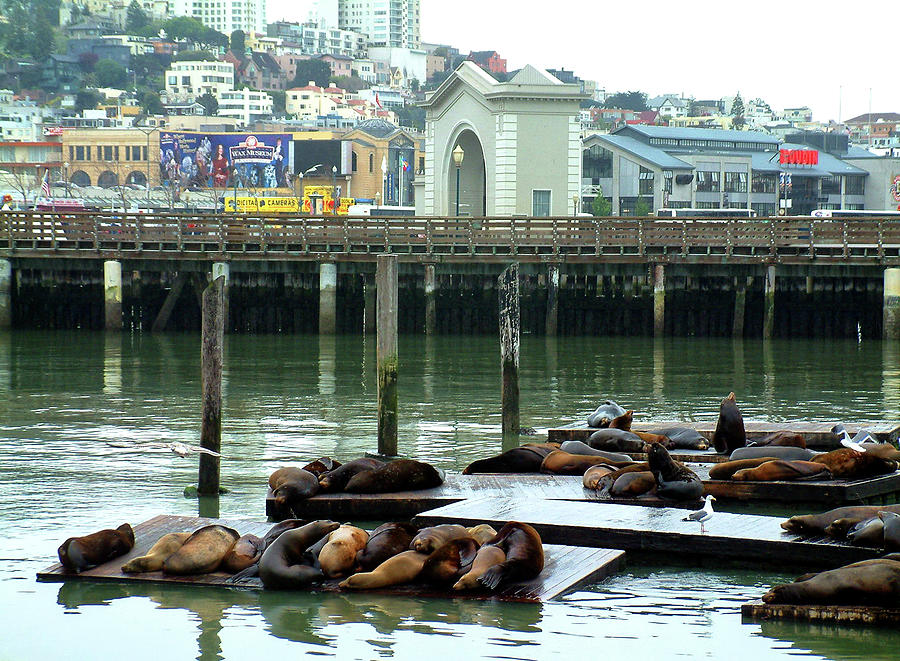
779,149 -> 819,165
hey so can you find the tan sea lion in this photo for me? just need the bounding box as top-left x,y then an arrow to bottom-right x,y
713,392 -> 746,454
318,524 -> 369,578
708,457 -> 780,480
748,431 -> 806,448
609,470 -> 656,497
781,504 -> 900,536
258,520 -> 340,589
846,517 -> 884,547
647,443 -> 703,500
731,460 -> 831,482
356,522 -> 419,572
344,459 -> 445,493
559,441 -> 632,463
221,533 -> 266,573
466,524 -> 498,545
582,464 -> 617,489
339,550 -> 429,590
809,448 -> 898,480
419,537 -> 480,585
58,523 -> 135,573
540,450 -> 632,475
410,524 -> 469,554
463,443 -> 559,474
121,532 -> 191,573
762,558 -> 900,605
318,458 -> 384,492
860,443 -> 900,462
453,546 -> 507,590
609,410 -> 633,430
269,467 -> 320,508
632,431 -> 675,449
163,524 -> 240,575
478,522 -> 544,590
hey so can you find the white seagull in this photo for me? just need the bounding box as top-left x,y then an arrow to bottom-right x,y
106,441 -> 222,458
682,495 -> 716,533
839,430 -> 867,453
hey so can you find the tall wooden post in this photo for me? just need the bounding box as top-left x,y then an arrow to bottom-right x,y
884,268 -> 900,340
104,260 -> 122,331
198,276 -> 224,496
763,264 -> 776,339
0,258 -> 10,329
733,276 -> 746,338
319,261 -> 337,334
545,263 -> 559,336
653,264 -> 665,337
376,254 -> 398,457
499,263 -> 520,441
424,263 -> 436,335
212,262 -> 229,332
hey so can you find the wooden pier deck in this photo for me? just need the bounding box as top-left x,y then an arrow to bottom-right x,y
412,498 -> 882,569
36,515 -> 624,603
741,600 -> 900,626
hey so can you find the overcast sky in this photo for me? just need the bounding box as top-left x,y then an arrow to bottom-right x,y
267,0 -> 896,123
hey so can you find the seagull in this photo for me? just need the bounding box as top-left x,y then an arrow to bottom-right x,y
682,495 -> 716,534
839,430 -> 867,453
106,441 -> 221,458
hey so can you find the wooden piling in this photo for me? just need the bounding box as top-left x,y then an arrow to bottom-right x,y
545,263 -> 559,336
884,268 -> 900,340
0,258 -> 10,329
151,273 -> 187,333
318,261 -> 337,334
198,276 -> 224,497
764,264 -> 776,339
376,254 -> 398,457
103,260 -> 122,331
212,262 -> 229,332
499,263 -> 520,440
424,263 -> 436,335
653,264 -> 665,337
733,277 -> 746,337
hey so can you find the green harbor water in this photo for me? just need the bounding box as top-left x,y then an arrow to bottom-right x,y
2,330 -> 900,661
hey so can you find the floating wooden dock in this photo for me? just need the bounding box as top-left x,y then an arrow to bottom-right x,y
412,498 -> 882,569
741,600 -> 900,626
36,514 -> 625,603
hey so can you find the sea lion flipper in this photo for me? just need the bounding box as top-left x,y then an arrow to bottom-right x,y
226,563 -> 260,583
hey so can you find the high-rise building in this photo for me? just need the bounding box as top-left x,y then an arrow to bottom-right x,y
171,0 -> 266,36
316,0 -> 419,48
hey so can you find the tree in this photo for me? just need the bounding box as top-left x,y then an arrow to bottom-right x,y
0,0 -> 61,61
126,0 -> 149,33
78,51 -> 98,73
270,90 -> 286,115
602,91 -> 648,112
290,59 -> 332,87
95,59 -> 128,88
75,89 -> 102,111
331,74 -> 367,93
634,198 -> 652,216
592,195 -> 612,216
172,50 -> 217,62
230,29 -> 245,54
732,92 -> 746,129
394,105 -> 425,131
196,92 -> 218,116
141,90 -> 165,115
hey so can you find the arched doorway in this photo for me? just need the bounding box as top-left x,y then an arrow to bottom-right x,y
97,171 -> 118,188
71,170 -> 90,187
446,129 -> 486,216
127,171 -> 147,187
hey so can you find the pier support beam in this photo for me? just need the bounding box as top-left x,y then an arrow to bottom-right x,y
363,274 -> 376,334
0,259 -> 10,329
104,260 -> 122,331
198,276 -> 224,497
763,265 -> 776,339
545,264 -> 559,336
318,262 -> 337,334
884,268 -> 900,340
424,264 -> 436,335
733,278 -> 746,338
212,262 -> 230,332
499,263 -> 520,445
376,254 -> 398,457
653,264 -> 665,337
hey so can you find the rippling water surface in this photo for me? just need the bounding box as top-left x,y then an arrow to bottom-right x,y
2,331 -> 900,660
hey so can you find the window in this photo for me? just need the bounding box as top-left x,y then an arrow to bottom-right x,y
582,144 -> 612,180
662,170 -> 673,193
75,145 -> 84,160
639,166 -> 654,195
845,176 -> 864,195
351,151 -> 357,172
751,173 -> 776,193
103,146 -> 113,161
532,190 -> 551,217
724,171 -> 747,193
696,170 -> 720,192
752,202 -> 776,217
821,176 -> 841,195
368,153 -> 373,172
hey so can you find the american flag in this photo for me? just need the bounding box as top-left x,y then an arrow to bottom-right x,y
40,168 -> 50,197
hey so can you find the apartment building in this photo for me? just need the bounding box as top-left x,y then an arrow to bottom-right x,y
164,61 -> 235,103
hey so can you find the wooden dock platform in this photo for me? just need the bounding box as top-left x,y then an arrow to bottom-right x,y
741,600 -> 900,626
37,515 -> 625,603
412,498 -> 882,569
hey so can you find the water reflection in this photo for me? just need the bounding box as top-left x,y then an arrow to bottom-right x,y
103,332 -> 122,395
756,619 -> 900,660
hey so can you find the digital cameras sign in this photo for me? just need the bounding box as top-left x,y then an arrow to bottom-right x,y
159,132 -> 293,189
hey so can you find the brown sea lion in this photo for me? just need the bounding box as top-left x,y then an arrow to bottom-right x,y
162,524 -> 240,575
762,558 -> 900,605
540,450 -> 632,475
609,410 -> 633,430
258,520 -> 340,590
708,457 -> 780,480
221,533 -> 266,573
462,443 -> 559,474
344,459 -> 445,494
860,443 -> 900,462
356,522 -> 420,572
809,448 -> 898,480
269,467 -> 320,508
224,520 -> 308,583
713,392 -> 746,454
478,522 -> 544,590
647,443 -> 704,500
731,460 -> 832,482
339,550 -> 428,590
587,400 -> 627,428
883,511 -> 900,551
595,462 -> 651,496
318,458 -> 384,492
748,431 -> 806,449
609,471 -> 656,497
559,441 -> 632,463
846,517 -> 884,547
419,537 -> 480,585
58,523 -> 135,573
453,546 -> 507,590
586,428 -> 647,453
301,457 -> 341,478
121,532 -> 191,573
632,431 -> 675,449
318,524 -> 369,578
647,427 -> 709,450
730,446 -> 817,461
466,524 -> 498,545
582,464 -> 617,490
781,504 -> 900,536
410,524 -> 469,554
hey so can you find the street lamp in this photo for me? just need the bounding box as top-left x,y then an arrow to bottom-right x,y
63,161 -> 69,198
296,163 -> 321,214
331,165 -> 337,214
573,194 -> 579,216
452,144 -> 464,216
135,124 -> 158,208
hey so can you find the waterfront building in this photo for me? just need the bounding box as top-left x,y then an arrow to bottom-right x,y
343,118 -> 424,203
60,127 -> 161,189
171,0 -> 266,35
164,61 -> 235,103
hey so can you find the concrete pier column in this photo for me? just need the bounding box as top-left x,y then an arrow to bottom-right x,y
318,262 -> 337,334
363,273 -> 376,334
212,262 -> 230,332
733,277 -> 746,338
653,264 -> 665,337
763,265 -> 776,339
0,259 -> 10,329
545,264 -> 559,336
424,263 -> 436,335
883,268 -> 900,340
376,254 -> 399,457
104,260 -> 122,331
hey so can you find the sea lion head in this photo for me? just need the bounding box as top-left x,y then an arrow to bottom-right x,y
420,538 -> 480,585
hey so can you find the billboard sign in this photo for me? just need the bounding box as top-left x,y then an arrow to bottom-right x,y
223,196 -> 299,213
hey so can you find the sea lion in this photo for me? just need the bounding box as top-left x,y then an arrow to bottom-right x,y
269,467 -> 320,509
466,524 -> 498,545
712,392 -> 746,454
846,517 -> 884,547
221,533 -> 266,573
647,443 -> 704,500
318,458 -> 384,492
587,400 -> 627,428
478,522 -> 544,590
762,558 -> 900,605
339,550 -> 428,590
344,459 -> 445,493
121,532 -> 191,573
540,450 -> 632,475
224,520 -> 308,582
810,448 -> 898,480
780,504 -> 900,536
162,524 -> 240,575
560,441 -> 632,463
258,520 -> 340,590
419,537 -> 480,585
582,464 -> 617,490
708,457 -> 780,480
730,446 -> 817,461
410,524 -> 469,554
860,443 -> 900,462
595,462 -> 652,496
586,428 -> 646,453
453,546 -> 507,590
355,522 -> 419,572
647,427 -> 709,450
747,431 -> 806,449
318,524 -> 369,578
609,470 -> 656,497
462,444 -> 558,474
731,460 -> 832,482
882,511 -> 900,551
631,431 -> 675,449
301,457 -> 341,478
58,523 -> 135,573
609,410 -> 633,430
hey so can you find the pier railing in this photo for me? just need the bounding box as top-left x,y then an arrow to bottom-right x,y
2,212 -> 900,263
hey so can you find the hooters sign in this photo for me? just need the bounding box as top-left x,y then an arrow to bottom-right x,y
779,149 -> 819,165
